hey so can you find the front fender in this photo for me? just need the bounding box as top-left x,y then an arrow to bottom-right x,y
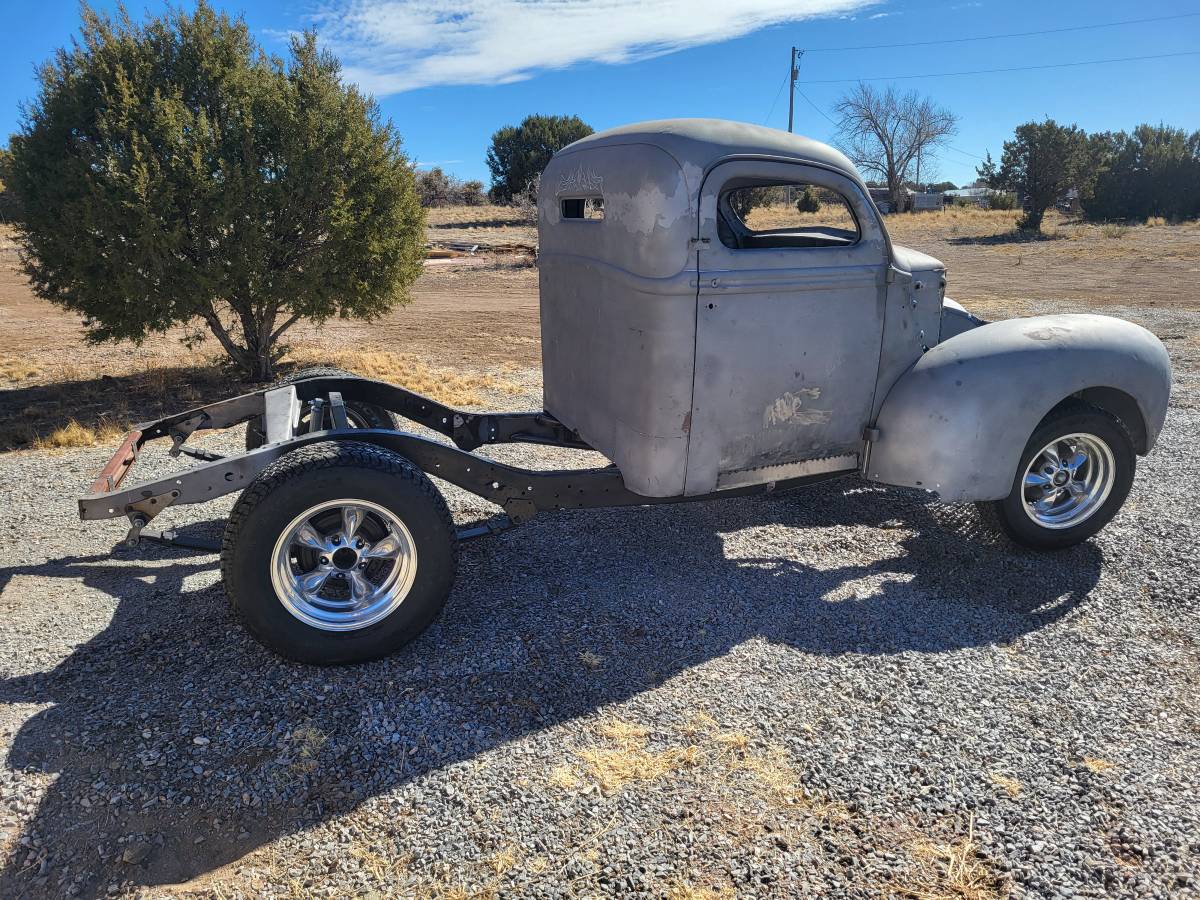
866,314 -> 1171,501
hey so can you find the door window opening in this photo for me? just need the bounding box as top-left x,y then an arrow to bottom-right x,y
718,182 -> 859,250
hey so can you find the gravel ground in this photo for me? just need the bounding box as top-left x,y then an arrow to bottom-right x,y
0,305 -> 1198,899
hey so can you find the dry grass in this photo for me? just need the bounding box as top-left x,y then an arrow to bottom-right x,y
900,820 -> 1006,900
679,710 -> 719,738
673,711 -> 845,816
744,203 -> 1022,240
487,846 -> 519,876
0,355 -> 42,382
577,649 -> 604,670
988,772 -> 1023,798
556,716 -> 702,794
425,204 -> 527,228
424,203 -> 537,246
577,744 -> 701,794
726,745 -> 808,803
418,883 -> 498,900
744,203 -> 859,232
285,723 -> 328,775
595,717 -> 649,748
548,764 -> 580,790
285,347 -> 518,408
664,882 -> 736,900
711,730 -> 750,753
886,207 -> 1021,241
348,842 -> 411,884
30,418 -> 129,450
1082,756 -> 1116,774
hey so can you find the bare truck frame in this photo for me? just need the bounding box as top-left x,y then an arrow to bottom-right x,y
80,375 -> 848,542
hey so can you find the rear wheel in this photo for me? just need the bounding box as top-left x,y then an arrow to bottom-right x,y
245,366 -> 397,450
981,403 -> 1134,550
221,441 -> 456,663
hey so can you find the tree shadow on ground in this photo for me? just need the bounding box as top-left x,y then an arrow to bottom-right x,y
0,483 -> 1101,896
946,229 -> 1066,247
0,365 -> 243,451
428,218 -> 530,232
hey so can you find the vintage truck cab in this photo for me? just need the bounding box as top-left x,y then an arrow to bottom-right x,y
538,119 -> 1170,547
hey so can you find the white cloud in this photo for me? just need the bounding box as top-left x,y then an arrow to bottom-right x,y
414,159 -> 464,168
315,0 -> 877,95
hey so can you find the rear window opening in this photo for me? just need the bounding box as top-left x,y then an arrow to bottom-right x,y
562,197 -> 605,220
718,182 -> 859,250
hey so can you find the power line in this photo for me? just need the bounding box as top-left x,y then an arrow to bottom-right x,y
763,68 -> 789,125
799,50 -> 1200,84
946,145 -> 985,161
795,88 -> 838,127
805,12 -> 1200,52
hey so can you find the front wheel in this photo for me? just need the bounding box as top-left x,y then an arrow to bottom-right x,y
221,441 -> 457,663
981,402 -> 1135,550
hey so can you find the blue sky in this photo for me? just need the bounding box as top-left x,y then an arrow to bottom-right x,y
2,1 -> 1197,189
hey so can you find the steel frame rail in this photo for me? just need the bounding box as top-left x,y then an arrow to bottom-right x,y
79,377 -> 856,543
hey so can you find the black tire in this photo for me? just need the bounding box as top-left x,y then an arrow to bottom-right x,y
221,441 -> 457,664
979,402 -> 1135,551
245,366 -> 397,450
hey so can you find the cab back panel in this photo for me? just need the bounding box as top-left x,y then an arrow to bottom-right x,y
538,143 -> 697,497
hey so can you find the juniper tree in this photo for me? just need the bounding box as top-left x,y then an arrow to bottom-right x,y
4,3 -> 425,380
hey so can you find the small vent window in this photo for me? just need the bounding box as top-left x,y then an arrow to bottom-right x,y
561,197 -> 604,220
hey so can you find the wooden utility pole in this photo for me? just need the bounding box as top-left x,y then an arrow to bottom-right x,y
787,48 -> 806,133
787,47 -> 799,133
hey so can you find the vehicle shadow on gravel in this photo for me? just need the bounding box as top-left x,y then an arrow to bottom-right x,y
0,485 -> 1102,896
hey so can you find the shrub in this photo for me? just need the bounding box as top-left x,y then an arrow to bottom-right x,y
796,186 -> 822,213
1083,125 -> 1200,223
512,174 -> 541,225
986,191 -> 1016,211
415,167 -> 488,207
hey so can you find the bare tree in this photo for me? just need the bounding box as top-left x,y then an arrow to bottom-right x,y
833,83 -> 958,212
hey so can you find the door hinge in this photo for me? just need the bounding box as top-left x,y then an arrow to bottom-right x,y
863,426 -> 881,443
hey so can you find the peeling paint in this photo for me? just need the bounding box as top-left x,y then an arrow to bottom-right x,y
1024,325 -> 1072,341
763,390 -> 831,429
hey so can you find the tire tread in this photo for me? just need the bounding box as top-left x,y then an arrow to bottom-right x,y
220,441 -> 456,633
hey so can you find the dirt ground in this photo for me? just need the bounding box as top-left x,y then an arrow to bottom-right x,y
1,207 -> 1198,450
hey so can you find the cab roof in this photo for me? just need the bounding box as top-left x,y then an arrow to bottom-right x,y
557,118 -> 864,185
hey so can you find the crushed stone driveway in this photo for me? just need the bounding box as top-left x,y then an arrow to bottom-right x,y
1,310 -> 1198,899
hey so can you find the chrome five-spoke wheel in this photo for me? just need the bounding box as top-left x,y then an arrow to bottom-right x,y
984,403 -> 1134,551
223,442 -> 456,663
271,499 -> 418,631
1020,433 -> 1115,529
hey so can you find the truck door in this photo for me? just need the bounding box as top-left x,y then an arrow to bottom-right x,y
685,159 -> 889,495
